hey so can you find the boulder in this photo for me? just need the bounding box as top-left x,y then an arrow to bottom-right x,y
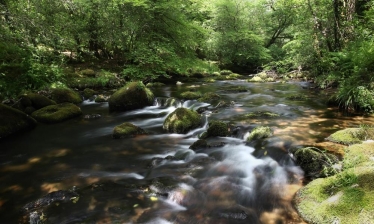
31,103 -> 82,123
83,88 -> 97,99
295,158 -> 374,223
112,122 -> 147,139
207,120 -> 229,137
326,128 -> 374,145
247,126 -> 272,141
51,88 -> 83,104
20,92 -> 56,110
189,139 -> 208,150
163,108 -> 201,134
0,104 -> 37,139
108,82 -> 154,112
292,147 -> 339,178
180,91 -> 202,100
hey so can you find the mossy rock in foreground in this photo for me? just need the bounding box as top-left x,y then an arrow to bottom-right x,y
207,120 -> 229,137
0,104 -> 37,139
112,122 -> 147,139
293,147 -> 339,178
294,166 -> 374,224
31,103 -> 82,123
163,108 -> 201,134
109,82 -> 154,112
326,128 -> 374,145
51,88 -> 83,104
343,142 -> 374,169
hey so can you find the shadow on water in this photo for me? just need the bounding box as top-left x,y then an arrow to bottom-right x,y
1,80 -> 374,223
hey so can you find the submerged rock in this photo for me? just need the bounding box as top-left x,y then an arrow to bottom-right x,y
112,122 -> 147,139
292,147 -> 339,178
326,128 -> 374,145
0,104 -> 37,139
207,120 -> 229,137
163,108 -> 201,134
108,82 -> 154,112
31,103 -> 82,123
22,190 -> 79,213
51,88 -> 83,104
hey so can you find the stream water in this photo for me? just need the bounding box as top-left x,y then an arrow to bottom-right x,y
0,80 -> 373,224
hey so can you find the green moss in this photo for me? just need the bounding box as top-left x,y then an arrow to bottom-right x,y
265,77 -> 275,82
146,82 -> 165,87
293,147 -> 339,178
207,120 -> 229,137
83,88 -> 97,99
220,70 -> 232,75
80,69 -> 95,77
344,142 -> 374,169
163,108 -> 201,134
247,76 -> 264,83
189,139 -> 208,150
51,88 -> 83,104
295,166 -> 374,224
247,126 -> 272,141
180,91 -> 202,100
31,103 -> 82,123
24,92 -> 56,109
0,104 -> 37,139
257,72 -> 268,79
95,95 -> 109,103
112,122 -> 147,139
108,82 -> 155,112
227,73 -> 241,80
244,111 -> 280,118
326,128 -> 374,145
197,92 -> 221,103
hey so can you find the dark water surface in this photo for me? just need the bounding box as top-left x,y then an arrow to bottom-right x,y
1,80 -> 373,223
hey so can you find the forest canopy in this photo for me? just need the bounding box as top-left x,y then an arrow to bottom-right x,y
1,0 -> 374,112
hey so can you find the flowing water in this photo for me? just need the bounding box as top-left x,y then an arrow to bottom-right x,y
0,80 -> 373,224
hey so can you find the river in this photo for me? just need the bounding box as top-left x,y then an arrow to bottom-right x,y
0,80 -> 371,223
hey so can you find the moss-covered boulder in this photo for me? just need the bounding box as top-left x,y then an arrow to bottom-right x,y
292,147 -> 339,178
295,166 -> 374,224
95,94 -> 109,103
189,139 -> 208,150
112,122 -> 147,139
197,92 -> 221,103
51,88 -> 83,104
163,108 -> 201,134
80,69 -> 95,77
31,103 -> 82,123
24,93 -> 56,109
83,88 -> 98,99
0,104 -> 37,139
326,128 -> 374,145
108,82 -> 154,112
343,141 -> 374,169
207,120 -> 229,137
244,111 -> 280,118
247,126 -> 272,141
180,91 -> 202,100
247,76 -> 264,83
